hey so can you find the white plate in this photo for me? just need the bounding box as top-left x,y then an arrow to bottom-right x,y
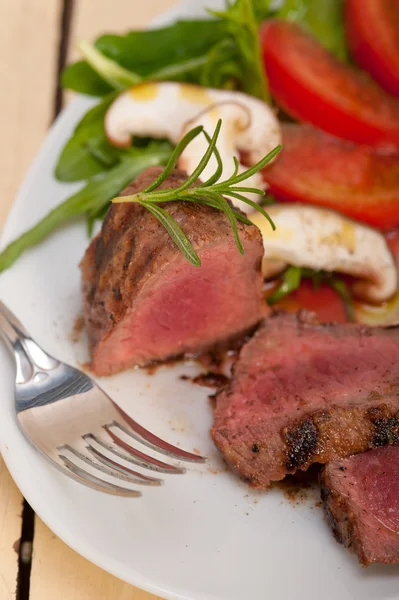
1,2 -> 399,599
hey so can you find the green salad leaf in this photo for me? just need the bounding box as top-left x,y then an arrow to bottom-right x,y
0,143 -> 172,274
200,39 -> 241,89
61,2 -> 271,99
79,41 -> 142,89
267,266 -> 302,304
62,19 -> 229,97
55,93 -> 119,182
208,0 -> 269,100
276,0 -> 348,60
61,61 -> 114,97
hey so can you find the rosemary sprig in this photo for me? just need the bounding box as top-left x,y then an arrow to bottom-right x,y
113,119 -> 281,266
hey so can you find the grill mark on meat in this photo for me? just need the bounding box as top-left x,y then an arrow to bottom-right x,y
284,418 -> 318,470
368,406 -> 399,447
113,287 -> 122,301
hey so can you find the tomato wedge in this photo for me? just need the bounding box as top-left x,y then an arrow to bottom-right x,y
260,19 -> 399,149
345,0 -> 399,98
271,281 -> 348,324
261,124 -> 399,230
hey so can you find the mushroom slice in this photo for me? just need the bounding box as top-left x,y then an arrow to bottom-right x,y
104,82 -> 281,209
250,204 -> 397,304
178,102 -> 264,211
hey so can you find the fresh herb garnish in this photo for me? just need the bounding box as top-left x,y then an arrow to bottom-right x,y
113,119 -> 281,266
267,267 -> 355,322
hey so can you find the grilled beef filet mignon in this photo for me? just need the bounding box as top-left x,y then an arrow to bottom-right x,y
212,311 -> 399,488
80,167 -> 266,376
320,446 -> 399,565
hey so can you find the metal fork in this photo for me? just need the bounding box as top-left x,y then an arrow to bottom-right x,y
0,301 -> 205,497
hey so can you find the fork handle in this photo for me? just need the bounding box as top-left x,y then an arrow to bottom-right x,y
0,301 -> 58,382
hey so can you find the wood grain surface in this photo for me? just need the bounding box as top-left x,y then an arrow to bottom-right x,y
0,1 -> 176,597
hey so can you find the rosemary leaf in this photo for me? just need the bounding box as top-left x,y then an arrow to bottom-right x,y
178,119 -> 222,190
232,156 -> 240,178
113,119 -> 278,266
227,191 -> 276,230
199,129 -> 224,187
142,202 -> 200,266
144,125 -> 204,193
216,144 -> 282,186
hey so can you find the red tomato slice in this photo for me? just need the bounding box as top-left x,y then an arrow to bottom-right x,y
262,123 -> 399,230
272,281 -> 348,324
345,0 -> 399,98
260,19 -> 399,149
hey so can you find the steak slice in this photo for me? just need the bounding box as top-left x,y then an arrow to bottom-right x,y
80,167 -> 266,376
211,311 -> 399,488
320,446 -> 399,565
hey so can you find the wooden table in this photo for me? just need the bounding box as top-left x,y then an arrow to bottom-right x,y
0,1 -> 177,597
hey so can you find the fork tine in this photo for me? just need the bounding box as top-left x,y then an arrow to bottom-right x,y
112,406 -> 206,462
104,424 -> 186,474
86,447 -> 163,486
59,455 -> 141,497
58,444 -> 150,486
84,435 -> 162,486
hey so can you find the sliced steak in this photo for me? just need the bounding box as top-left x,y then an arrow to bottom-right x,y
80,167 -> 266,376
212,311 -> 399,488
320,446 -> 399,565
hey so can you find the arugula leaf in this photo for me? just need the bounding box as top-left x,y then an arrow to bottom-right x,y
78,41 -> 141,89
252,0 -> 276,21
276,0 -> 348,61
61,61 -> 113,97
96,20 -> 228,75
55,94 -> 119,182
267,266 -> 302,304
209,0 -> 269,101
62,20 -> 229,96
329,278 -> 355,322
200,39 -> 241,89
0,143 -> 172,274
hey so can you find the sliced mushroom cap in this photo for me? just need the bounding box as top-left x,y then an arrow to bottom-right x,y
250,204 -> 398,303
178,102 -> 264,211
105,82 -> 281,210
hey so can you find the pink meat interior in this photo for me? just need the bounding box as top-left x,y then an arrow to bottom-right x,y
92,240 -> 265,375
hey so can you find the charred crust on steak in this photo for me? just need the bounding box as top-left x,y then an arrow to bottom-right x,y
252,443 -> 261,453
319,468 -> 359,553
368,406 -> 399,447
113,287 -> 122,301
284,418 -> 318,470
320,480 -> 342,544
123,243 -> 134,272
